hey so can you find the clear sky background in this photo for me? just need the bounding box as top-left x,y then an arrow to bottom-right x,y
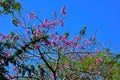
0,0 -> 120,53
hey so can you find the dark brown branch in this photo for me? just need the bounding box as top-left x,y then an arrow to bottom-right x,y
55,49 -> 60,73
37,48 -> 57,80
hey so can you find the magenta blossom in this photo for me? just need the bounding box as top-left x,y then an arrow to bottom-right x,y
44,40 -> 51,45
61,36 -> 66,42
33,30 -> 41,36
89,66 -> 93,70
56,36 -> 61,42
76,44 -> 81,48
66,40 -> 73,46
34,44 -> 39,49
12,66 -> 18,72
37,25 -> 44,28
43,18 -> 50,27
52,11 -> 56,18
0,34 -> 9,39
61,6 -> 66,15
17,21 -> 25,26
75,36 -> 79,41
51,40 -> 56,46
51,20 -> 57,28
28,12 -> 36,19
91,34 -> 95,41
49,33 -> 54,37
26,29 -> 30,34
95,57 -> 103,64
58,19 -> 64,26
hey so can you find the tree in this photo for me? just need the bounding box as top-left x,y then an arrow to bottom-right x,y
0,0 -> 21,14
0,1 -> 120,80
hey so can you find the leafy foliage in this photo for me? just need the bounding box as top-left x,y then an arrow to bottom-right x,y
0,0 -> 21,14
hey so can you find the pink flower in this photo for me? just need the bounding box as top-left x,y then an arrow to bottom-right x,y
81,46 -> 86,49
5,74 -> 9,79
37,25 -> 44,28
28,12 -> 36,19
97,71 -> 101,75
64,63 -> 71,67
28,13 -> 31,19
89,66 -> 93,70
44,40 -> 51,45
51,40 -> 56,46
57,45 -> 61,50
34,44 -> 39,49
17,21 -> 25,26
22,36 -> 26,42
43,18 -> 50,27
33,30 -> 41,36
4,35 -> 9,39
52,36 -> 56,41
55,74 -> 59,78
84,39 -> 91,45
61,6 -> 66,15
56,36 -> 61,42
51,73 -> 59,79
81,60 -> 84,64
84,54 -> 88,58
26,29 -> 30,34
0,34 -> 9,39
66,40 -> 73,46
12,66 -> 18,72
49,33 -> 54,37
29,45 -> 33,49
75,36 -> 79,40
61,36 -> 66,42
17,21 -> 22,25
87,41 -> 91,45
5,50 -> 11,58
58,19 -> 64,26
91,34 -> 95,41
0,38 -> 2,41
51,20 -> 57,28
95,57 -> 103,64
90,54 -> 96,58
31,73 -> 34,77
52,11 -> 56,18
31,35 -> 37,39
76,44 -> 81,48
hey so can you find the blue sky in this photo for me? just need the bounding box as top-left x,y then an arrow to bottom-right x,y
0,0 -> 120,53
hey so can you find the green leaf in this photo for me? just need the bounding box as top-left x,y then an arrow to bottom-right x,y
12,2 -> 21,11
64,32 -> 69,38
41,35 -> 49,40
10,32 -> 15,38
11,17 -> 19,26
79,25 -> 87,37
30,64 -> 35,71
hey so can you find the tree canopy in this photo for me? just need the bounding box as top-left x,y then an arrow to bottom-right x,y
0,1 -> 120,80
0,0 -> 20,14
